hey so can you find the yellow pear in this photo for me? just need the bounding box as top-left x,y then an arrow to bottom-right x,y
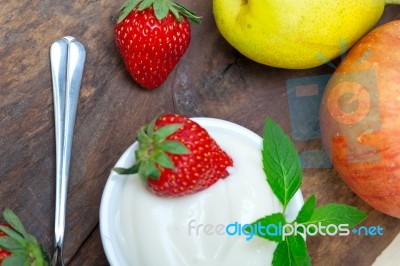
213,0 -> 399,69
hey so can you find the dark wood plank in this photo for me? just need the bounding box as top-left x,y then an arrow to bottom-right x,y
0,0 -> 399,265
68,225 -> 108,266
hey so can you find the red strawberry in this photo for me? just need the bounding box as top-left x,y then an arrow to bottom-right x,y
114,114 -> 233,197
0,224 -> 11,263
0,209 -> 50,265
114,0 -> 200,89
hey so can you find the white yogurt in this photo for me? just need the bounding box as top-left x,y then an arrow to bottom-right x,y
115,130 -> 282,266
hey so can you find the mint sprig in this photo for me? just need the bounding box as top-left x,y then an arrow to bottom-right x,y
253,118 -> 366,266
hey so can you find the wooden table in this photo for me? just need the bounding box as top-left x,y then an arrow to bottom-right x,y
1,1 -> 399,265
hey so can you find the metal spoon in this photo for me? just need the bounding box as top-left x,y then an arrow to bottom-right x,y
50,36 -> 86,266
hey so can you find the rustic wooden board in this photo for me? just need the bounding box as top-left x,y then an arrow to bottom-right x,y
1,0 -> 399,265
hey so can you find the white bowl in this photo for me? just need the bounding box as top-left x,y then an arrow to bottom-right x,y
99,117 -> 304,266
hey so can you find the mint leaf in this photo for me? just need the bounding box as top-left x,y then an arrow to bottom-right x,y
286,235 -> 311,266
262,117 -> 302,211
272,235 -> 311,266
272,240 -> 290,266
295,195 -> 316,224
249,213 -> 286,243
303,204 -> 366,229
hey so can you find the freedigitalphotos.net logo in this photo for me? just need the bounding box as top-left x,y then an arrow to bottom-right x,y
187,220 -> 383,241
286,40 -> 379,168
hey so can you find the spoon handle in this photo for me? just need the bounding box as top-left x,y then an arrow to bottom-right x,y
50,36 -> 86,266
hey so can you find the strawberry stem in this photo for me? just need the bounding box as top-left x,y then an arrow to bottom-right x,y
0,209 -> 50,266
26,241 -> 47,266
113,116 -> 190,185
117,0 -> 201,24
171,2 -> 201,24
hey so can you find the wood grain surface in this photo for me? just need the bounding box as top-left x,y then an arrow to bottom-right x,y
1,0 -> 399,265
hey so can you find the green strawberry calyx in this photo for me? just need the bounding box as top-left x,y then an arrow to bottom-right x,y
0,209 -> 50,266
113,117 -> 190,184
117,0 -> 201,24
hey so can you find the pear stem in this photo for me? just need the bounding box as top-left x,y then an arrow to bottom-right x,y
385,0 -> 400,4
